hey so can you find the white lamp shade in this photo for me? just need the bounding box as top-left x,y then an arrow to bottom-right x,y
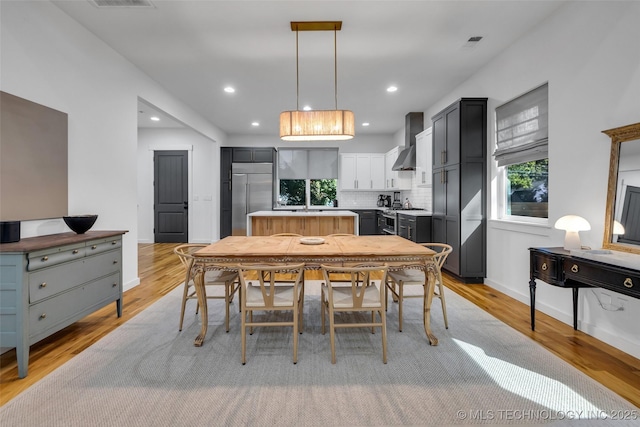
613,220 -> 625,235
280,110 -> 355,141
554,215 -> 590,250
554,215 -> 591,232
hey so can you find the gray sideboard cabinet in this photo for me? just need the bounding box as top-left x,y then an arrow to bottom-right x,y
0,230 -> 126,378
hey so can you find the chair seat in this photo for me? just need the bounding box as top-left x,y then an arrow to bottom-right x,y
322,283 -> 382,308
387,269 -> 428,285
245,283 -> 297,307
203,270 -> 238,284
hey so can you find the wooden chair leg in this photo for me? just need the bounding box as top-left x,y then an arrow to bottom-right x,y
320,289 -> 326,335
178,282 -> 189,331
381,308 -> 387,364
438,275 -> 449,329
398,281 -> 404,332
241,309 -> 247,365
225,283 -> 230,333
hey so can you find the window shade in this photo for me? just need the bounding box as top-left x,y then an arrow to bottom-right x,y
278,148 -> 338,179
494,83 -> 548,167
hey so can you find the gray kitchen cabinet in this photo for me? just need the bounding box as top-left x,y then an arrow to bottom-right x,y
376,210 -> 386,235
397,214 -> 431,243
232,147 -> 274,163
351,209 -> 377,235
431,98 -> 487,283
0,230 -> 126,378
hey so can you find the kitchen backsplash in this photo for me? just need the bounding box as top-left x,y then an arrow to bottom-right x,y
338,186 -> 432,210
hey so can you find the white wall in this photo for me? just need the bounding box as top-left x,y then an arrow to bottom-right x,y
1,1 -> 226,290
137,128 -> 218,244
421,1 -> 640,357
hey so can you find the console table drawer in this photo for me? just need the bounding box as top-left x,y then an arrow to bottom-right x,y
565,260 -> 640,298
29,272 -> 120,340
532,252 -> 561,284
29,249 -> 121,303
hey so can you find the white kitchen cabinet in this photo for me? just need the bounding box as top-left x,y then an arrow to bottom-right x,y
340,153 -> 385,190
416,127 -> 432,187
385,147 -> 412,190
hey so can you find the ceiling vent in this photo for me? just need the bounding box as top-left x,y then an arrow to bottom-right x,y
462,36 -> 484,51
90,0 -> 154,8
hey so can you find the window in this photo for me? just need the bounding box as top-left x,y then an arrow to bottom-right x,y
494,83 -> 549,219
277,148 -> 338,207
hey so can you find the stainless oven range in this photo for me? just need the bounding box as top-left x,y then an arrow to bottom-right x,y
382,208 -> 426,235
382,209 -> 397,234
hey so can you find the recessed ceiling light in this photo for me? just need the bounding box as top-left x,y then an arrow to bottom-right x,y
150,116 -> 160,121
303,105 -> 312,111
362,122 -> 370,127
251,122 -> 260,127
386,86 -> 398,93
224,86 -> 235,93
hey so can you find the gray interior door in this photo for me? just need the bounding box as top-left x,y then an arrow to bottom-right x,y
154,150 -> 188,243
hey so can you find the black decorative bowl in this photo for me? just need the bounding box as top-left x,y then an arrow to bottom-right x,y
63,215 -> 98,234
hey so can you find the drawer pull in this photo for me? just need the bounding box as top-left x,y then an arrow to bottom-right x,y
541,263 -> 547,271
91,245 -> 97,250
41,256 -> 49,262
113,260 -> 118,265
39,282 -> 47,288
112,283 -> 117,287
40,313 -> 46,319
571,264 -> 579,273
111,241 -> 117,245
72,249 -> 79,254
624,278 -> 634,288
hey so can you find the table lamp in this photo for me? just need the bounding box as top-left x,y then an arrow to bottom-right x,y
554,215 -> 591,250
613,220 -> 625,235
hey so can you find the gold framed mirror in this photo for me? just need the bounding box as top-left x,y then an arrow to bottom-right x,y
602,122 -> 640,255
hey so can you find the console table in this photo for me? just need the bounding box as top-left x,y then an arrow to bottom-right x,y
529,247 -> 640,331
0,230 -> 126,377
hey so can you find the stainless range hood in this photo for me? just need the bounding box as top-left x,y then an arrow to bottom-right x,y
392,112 -> 424,171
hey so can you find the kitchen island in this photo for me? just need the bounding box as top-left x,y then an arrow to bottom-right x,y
247,210 -> 358,236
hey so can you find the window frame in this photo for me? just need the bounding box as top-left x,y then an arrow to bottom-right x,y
493,83 -> 550,224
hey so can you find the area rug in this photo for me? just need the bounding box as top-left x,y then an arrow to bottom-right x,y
1,282 -> 637,426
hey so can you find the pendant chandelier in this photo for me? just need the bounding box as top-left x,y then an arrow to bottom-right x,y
280,21 -> 355,141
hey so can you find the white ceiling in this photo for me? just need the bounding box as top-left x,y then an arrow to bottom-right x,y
52,0 -> 567,135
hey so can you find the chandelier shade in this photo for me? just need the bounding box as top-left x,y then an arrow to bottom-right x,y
280,21 -> 354,141
280,110 -> 355,141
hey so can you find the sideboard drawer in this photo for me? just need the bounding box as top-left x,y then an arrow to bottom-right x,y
29,249 -> 121,303
86,238 -> 122,256
565,259 -> 640,299
27,244 -> 86,271
29,272 -> 120,341
532,252 -> 561,284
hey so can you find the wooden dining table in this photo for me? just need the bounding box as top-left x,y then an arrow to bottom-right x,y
191,234 -> 439,347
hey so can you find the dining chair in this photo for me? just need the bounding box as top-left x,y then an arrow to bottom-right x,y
237,262 -> 305,365
174,244 -> 240,332
320,263 -> 389,364
385,243 -> 452,331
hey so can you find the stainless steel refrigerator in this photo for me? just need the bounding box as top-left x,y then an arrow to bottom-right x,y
232,162 -> 273,235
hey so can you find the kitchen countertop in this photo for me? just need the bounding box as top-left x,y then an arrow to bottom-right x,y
248,210 -> 358,217
394,210 -> 433,217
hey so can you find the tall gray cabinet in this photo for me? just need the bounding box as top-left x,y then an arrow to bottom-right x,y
431,98 -> 487,283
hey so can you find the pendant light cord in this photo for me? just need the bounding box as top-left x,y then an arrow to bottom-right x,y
334,26 -> 338,110
295,29 -> 299,111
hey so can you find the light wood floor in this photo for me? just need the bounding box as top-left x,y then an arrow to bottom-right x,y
1,243 -> 639,407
